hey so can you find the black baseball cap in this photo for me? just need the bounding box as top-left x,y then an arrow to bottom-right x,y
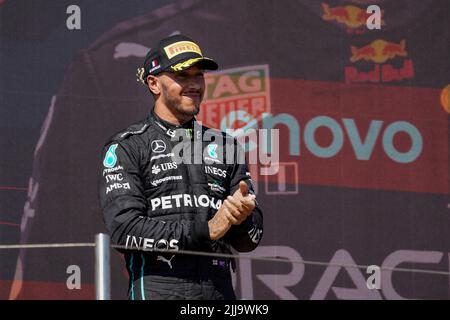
137,34 -> 218,85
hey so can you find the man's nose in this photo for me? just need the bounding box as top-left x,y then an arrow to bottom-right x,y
187,77 -> 204,89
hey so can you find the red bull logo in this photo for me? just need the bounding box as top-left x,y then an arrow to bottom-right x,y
345,39 -> 414,84
321,3 -> 385,32
350,39 -> 407,64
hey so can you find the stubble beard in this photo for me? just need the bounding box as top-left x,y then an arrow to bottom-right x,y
162,89 -> 201,117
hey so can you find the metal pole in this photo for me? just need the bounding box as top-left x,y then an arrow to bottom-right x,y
95,233 -> 111,300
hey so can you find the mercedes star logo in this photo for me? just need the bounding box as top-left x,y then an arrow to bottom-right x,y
151,140 -> 166,153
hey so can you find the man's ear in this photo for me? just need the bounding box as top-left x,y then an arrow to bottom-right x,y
147,75 -> 160,95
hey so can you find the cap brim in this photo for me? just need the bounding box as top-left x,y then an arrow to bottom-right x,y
169,57 -> 218,72
194,57 -> 218,71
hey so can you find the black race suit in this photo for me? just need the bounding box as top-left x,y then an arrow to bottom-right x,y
99,110 -> 263,300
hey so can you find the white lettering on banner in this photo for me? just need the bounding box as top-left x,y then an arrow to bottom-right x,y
125,235 -> 179,251
105,173 -> 123,183
226,111 -> 423,164
311,250 -> 382,299
239,246 -> 304,300
150,194 -> 222,211
205,166 -> 227,178
239,246 -> 447,300
106,182 -> 131,194
381,250 -> 443,300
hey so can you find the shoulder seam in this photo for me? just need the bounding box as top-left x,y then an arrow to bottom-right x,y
106,121 -> 151,146
118,123 -> 150,140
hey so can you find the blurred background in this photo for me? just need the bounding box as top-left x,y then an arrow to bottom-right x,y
0,0 -> 449,299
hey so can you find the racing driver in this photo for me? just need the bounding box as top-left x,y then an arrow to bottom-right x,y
98,34 -> 264,300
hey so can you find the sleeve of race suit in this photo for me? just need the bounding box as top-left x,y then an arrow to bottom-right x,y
99,138 -> 211,251
226,139 -> 264,252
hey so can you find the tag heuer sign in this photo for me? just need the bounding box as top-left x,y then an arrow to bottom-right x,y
198,64 -> 271,130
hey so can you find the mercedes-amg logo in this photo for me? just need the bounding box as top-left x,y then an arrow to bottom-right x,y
151,140 -> 166,153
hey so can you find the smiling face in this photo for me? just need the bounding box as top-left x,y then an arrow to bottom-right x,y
148,65 -> 206,124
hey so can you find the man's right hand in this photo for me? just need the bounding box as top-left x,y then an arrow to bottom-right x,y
208,181 -> 257,240
208,202 -> 232,240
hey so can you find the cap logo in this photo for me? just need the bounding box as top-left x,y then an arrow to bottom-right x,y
164,41 -> 202,59
171,57 -> 203,71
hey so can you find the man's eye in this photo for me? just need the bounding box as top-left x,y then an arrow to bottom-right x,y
175,73 -> 204,80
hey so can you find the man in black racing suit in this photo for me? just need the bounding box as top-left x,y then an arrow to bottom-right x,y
99,34 -> 263,300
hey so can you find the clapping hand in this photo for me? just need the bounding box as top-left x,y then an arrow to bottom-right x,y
208,180 -> 257,240
222,181 -> 256,225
